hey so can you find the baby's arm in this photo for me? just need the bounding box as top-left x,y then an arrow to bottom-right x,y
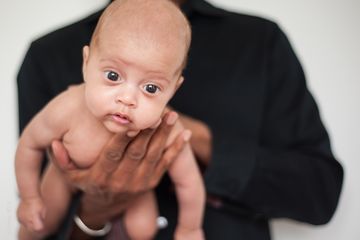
168,129 -> 205,239
15,87 -> 77,231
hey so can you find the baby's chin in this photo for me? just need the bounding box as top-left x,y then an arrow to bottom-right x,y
103,120 -> 132,134
103,118 -> 160,136
124,119 -> 161,136
103,123 -> 142,137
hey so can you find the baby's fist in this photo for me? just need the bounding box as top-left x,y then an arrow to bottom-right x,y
17,197 -> 46,232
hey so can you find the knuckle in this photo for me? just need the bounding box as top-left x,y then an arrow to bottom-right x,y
127,149 -> 145,160
105,150 -> 123,162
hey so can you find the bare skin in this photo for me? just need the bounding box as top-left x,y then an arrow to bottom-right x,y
54,1 -> 213,236
18,0 -> 209,239
175,112 -> 212,166
49,111 -> 212,240
51,111 -> 193,240
51,111 -> 186,198
16,0 -> 198,238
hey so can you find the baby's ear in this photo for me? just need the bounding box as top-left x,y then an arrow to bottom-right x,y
175,76 -> 184,91
82,45 -> 90,81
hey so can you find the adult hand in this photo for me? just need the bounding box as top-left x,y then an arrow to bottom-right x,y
49,111 -> 191,220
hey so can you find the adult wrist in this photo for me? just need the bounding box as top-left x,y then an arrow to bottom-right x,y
73,214 -> 112,237
75,197 -> 112,237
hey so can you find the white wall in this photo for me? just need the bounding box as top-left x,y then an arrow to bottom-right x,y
0,1 -> 109,239
1,0 -> 359,239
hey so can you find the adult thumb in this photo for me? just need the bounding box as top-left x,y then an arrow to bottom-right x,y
50,140 -> 76,171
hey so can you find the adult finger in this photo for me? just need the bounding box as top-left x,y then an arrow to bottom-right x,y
108,128 -> 157,189
96,132 -> 133,173
110,112 -> 177,192
50,140 -> 76,171
50,140 -> 89,189
143,111 -> 178,167
132,112 -> 179,189
124,128 -> 156,163
127,128 -> 158,160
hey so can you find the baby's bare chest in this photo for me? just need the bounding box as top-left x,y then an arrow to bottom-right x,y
62,120 -> 113,168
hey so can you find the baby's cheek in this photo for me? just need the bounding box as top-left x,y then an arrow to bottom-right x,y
86,92 -> 109,117
135,106 -> 163,130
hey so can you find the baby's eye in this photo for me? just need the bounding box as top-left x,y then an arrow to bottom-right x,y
144,84 -> 160,94
104,71 -> 120,81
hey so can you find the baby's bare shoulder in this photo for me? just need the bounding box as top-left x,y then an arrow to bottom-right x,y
40,84 -> 85,124
52,84 -> 84,108
63,83 -> 84,100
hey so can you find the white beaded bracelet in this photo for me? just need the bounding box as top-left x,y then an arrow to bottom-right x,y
74,214 -> 112,237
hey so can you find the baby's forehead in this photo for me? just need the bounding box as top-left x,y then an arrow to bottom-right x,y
90,0 -> 191,73
92,0 -> 190,50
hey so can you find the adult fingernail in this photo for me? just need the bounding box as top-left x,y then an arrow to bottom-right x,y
166,112 -> 178,125
183,130 -> 192,142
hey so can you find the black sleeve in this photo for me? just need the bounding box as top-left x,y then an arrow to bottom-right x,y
204,24 -> 343,225
17,42 -> 53,134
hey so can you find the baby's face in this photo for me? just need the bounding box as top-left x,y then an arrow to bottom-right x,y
82,29 -> 185,133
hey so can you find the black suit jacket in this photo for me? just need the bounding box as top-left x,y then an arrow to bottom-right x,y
17,1 -> 343,239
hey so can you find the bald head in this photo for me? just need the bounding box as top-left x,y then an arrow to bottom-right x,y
90,0 -> 191,70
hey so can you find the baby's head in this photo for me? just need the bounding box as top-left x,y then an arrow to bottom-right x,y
82,0 -> 191,133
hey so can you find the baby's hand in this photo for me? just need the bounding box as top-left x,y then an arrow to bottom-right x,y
175,227 -> 205,240
17,197 -> 46,232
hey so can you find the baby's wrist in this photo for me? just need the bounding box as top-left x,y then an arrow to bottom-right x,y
77,203 -> 108,230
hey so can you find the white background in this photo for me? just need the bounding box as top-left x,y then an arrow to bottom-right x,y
1,0 -> 359,239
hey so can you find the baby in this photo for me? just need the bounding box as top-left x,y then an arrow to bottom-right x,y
15,0 -> 205,239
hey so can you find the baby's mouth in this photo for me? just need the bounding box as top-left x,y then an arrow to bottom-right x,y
112,113 -> 131,124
